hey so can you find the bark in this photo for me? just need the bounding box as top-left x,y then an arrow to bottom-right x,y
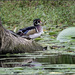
0,18 -> 43,54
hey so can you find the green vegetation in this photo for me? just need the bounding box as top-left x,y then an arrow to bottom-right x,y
0,0 -> 75,31
0,0 -> 75,74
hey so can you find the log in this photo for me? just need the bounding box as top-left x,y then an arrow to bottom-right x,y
0,18 -> 43,54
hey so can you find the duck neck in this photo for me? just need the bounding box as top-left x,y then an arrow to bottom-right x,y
35,25 -> 42,32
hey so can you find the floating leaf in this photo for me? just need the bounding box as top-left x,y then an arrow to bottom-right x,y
49,72 -> 64,74
49,31 -> 57,35
57,27 -> 75,42
34,38 -> 43,41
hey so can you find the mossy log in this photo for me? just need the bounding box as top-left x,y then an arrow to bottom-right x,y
0,18 -> 43,54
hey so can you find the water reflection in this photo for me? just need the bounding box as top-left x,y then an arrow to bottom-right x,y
35,55 -> 75,64
0,53 -> 75,74
0,54 -> 75,68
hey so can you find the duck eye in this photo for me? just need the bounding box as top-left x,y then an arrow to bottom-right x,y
38,20 -> 40,23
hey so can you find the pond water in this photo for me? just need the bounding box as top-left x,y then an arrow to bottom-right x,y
0,49 -> 75,75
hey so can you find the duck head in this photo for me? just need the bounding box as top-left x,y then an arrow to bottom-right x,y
33,19 -> 42,26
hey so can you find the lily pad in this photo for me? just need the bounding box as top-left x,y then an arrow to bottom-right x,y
34,38 -> 43,41
57,27 -> 75,42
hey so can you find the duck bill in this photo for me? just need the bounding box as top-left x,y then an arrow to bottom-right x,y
40,21 -> 44,25
40,21 -> 42,24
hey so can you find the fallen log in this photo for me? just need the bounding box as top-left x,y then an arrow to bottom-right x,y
0,18 -> 43,54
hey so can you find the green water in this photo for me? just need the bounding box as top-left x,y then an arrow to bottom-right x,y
0,51 -> 75,75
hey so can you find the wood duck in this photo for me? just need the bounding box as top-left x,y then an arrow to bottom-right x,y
17,19 -> 43,39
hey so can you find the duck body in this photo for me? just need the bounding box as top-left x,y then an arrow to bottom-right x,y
17,19 -> 43,39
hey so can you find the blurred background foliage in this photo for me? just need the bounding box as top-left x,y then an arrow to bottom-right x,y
0,0 -> 75,32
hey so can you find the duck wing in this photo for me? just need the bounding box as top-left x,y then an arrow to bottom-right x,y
17,26 -> 37,36
25,28 -> 37,35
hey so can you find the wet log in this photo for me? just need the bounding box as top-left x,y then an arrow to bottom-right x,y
0,18 -> 43,54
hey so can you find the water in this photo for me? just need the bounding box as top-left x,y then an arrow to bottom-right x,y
0,51 -> 75,75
